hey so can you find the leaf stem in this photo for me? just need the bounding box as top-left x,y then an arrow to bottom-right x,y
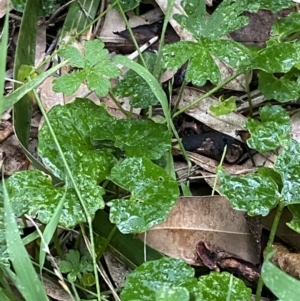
32,88 -> 102,301
245,71 -> 253,117
255,202 -> 285,301
116,2 -> 147,68
153,0 -> 175,79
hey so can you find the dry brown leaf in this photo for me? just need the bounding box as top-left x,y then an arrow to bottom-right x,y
99,8 -> 152,44
39,76 -> 64,112
139,196 -> 259,265
272,242 -> 300,280
0,120 -> 13,142
41,276 -> 72,301
172,87 -> 247,141
0,0 -> 12,18
35,25 -> 46,65
1,135 -> 28,176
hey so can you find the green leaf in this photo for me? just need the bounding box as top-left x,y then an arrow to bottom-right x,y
59,249 -> 93,283
59,45 -> 85,68
86,71 -> 110,97
271,12 -> 300,40
209,96 -> 237,116
258,71 -> 300,102
112,55 -> 173,133
219,170 -> 281,216
240,0 -> 291,12
163,40 -> 220,86
245,105 -> 291,152
53,40 -> 120,97
53,71 -> 87,96
262,258 -> 300,301
163,37 -> 252,87
274,138 -> 300,205
38,98 -> 115,182
173,0 -> 290,40
81,273 -> 95,287
5,170 -> 105,228
113,53 -> 160,108
155,286 -> 190,301
194,272 -> 251,301
286,204 -> 300,234
120,257 -> 197,301
257,167 -> 283,191
92,119 -> 172,160
108,157 -> 179,233
173,0 -> 248,39
253,40 -> 300,73
39,186 -> 66,272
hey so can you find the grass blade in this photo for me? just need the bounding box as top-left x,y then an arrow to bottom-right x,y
0,11 -> 9,116
3,177 -> 49,301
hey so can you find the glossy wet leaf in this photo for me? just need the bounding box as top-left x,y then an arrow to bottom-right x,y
53,40 -> 120,96
209,96 -> 237,116
286,204 -> 300,234
5,170 -> 105,228
272,12 -> 300,41
219,170 -> 281,216
258,167 -> 283,191
258,71 -> 300,102
108,157 -> 179,233
120,257 -> 197,301
155,286 -> 190,301
253,40 -> 300,73
38,98 -> 115,182
262,259 -> 300,301
173,0 -> 290,40
163,37 -> 251,87
92,119 -> 172,160
113,53 -> 160,108
245,105 -> 291,152
193,272 -> 251,301
173,0 -> 270,40
274,138 -> 300,205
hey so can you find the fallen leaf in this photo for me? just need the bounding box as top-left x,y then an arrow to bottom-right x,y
172,87 -> 247,141
139,196 -> 259,265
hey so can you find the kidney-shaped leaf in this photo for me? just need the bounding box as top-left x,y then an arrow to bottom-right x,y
92,119 -> 172,161
253,41 -> 300,73
219,170 -> 281,216
194,271 -> 251,301
275,138 -> 300,205
5,170 -> 105,228
38,98 -> 116,182
155,286 -> 190,301
108,157 -> 179,233
245,105 -> 291,152
121,257 -> 196,301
